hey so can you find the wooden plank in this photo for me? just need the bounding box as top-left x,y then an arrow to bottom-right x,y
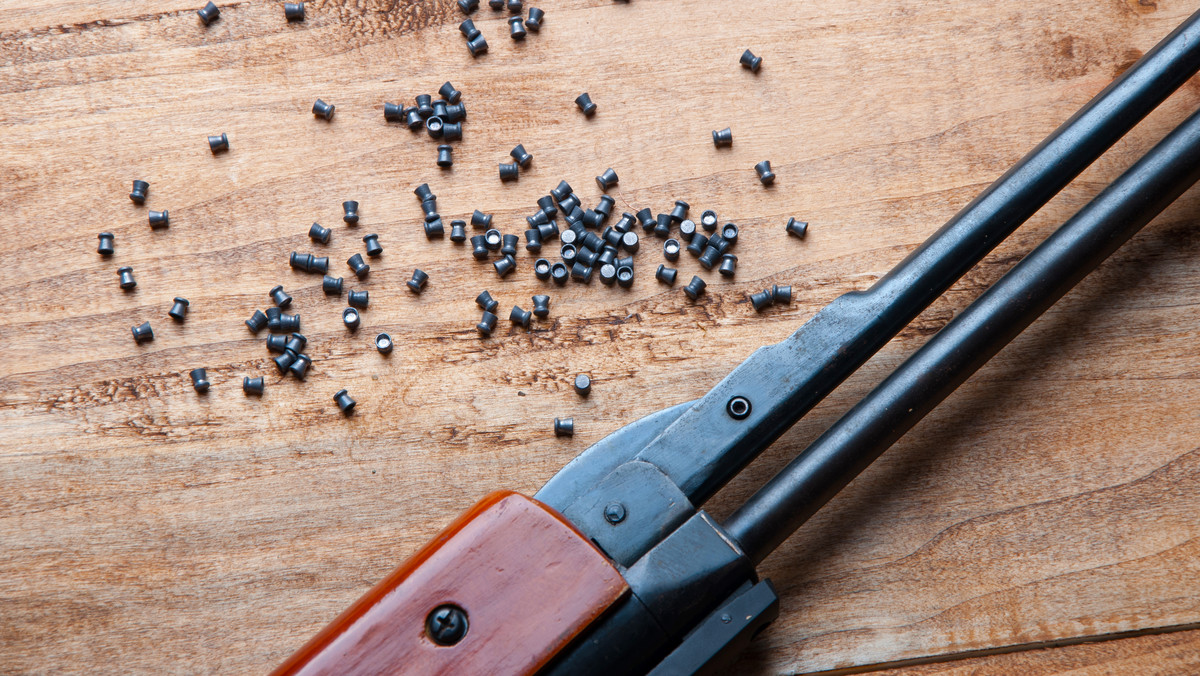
1,0 -> 1198,674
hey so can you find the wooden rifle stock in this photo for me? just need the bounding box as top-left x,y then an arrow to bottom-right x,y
272,491 -> 628,675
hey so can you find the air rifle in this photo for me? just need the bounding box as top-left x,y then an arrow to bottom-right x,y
273,9 -> 1200,674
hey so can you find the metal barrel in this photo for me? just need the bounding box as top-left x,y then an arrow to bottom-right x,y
725,104 -> 1200,566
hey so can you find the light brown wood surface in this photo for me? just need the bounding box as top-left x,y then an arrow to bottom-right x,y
1,0 -> 1199,674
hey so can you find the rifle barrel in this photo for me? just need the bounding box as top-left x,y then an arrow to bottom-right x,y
725,105 -> 1200,567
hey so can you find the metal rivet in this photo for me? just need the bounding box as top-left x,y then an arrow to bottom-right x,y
786,217 -> 808,239
656,264 -> 680,286
197,1 -> 220,25
269,285 -> 293,308
284,2 -> 305,21
510,305 -> 532,327
616,265 -> 634,288
362,233 -> 382,257
450,220 -> 467,242
322,275 -> 343,295
190,368 -> 210,393
118,266 -> 137,290
348,289 -> 369,309
148,210 -> 169,229
554,417 -> 575,437
603,502 -> 625,524
526,6 -> 544,30
459,19 -> 481,39
246,310 -> 268,333
347,253 -> 370,279
772,284 -> 792,305
719,253 -> 738,277
426,605 -> 468,646
684,275 -> 707,300
551,261 -> 569,285
333,389 -> 355,415
129,180 -> 149,204
476,290 -> 499,314
407,269 -> 429,293
309,222 -> 331,243
755,160 -> 775,185
312,99 -> 335,120
575,93 -> 597,116
477,310 -> 498,335
243,376 -> 265,395
532,294 -> 550,317
208,133 -> 229,153
169,297 -> 190,321
375,333 -> 394,355
467,34 -> 488,57
740,49 -> 762,72
663,239 -> 680,262
727,395 -> 752,419
712,127 -> 733,147
595,168 -> 619,191
98,232 -> 115,256
131,321 -> 154,344
494,254 -> 516,278
534,258 -> 552,281
342,307 -> 360,331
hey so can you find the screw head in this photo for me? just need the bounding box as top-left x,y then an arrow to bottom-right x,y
727,396 -> 752,420
603,502 -> 626,524
426,604 -> 469,646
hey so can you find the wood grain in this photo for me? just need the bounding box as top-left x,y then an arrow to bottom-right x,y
1,0 -> 1199,674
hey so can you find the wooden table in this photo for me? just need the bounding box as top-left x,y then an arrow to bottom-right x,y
2,0 -> 1199,673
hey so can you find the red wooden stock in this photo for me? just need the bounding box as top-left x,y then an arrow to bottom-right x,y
273,491 -> 628,676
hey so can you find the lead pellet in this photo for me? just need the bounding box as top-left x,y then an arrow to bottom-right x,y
131,321 -> 154,344
375,333 -> 394,355
197,1 -> 220,25
571,262 -> 593,283
190,368 -> 210,393
169,297 -> 190,321
471,210 -> 493,229
285,333 -> 307,354
499,162 -> 519,181
698,246 -> 721,270
740,49 -> 762,72
437,145 -> 454,168
525,228 -> 543,252
424,217 -> 445,239
208,132 -> 229,153
407,269 -> 429,293
772,284 -> 793,304
149,210 -> 169,229
510,144 -> 533,168
309,222 -> 331,243
526,6 -> 544,30
656,264 -> 677,286
599,263 -> 617,285
532,294 -> 550,317
786,217 -> 809,239
750,289 -> 773,312
471,235 -> 489,260
551,261 -> 569,285
243,376 -> 265,395
284,2 -> 305,21
551,180 -> 573,202
719,254 -> 738,277
683,275 -> 707,300
663,239 -> 681,262
712,127 -> 733,147
688,233 -> 709,257
679,219 -> 697,241
554,417 -> 574,437
458,0 -> 479,11
334,389 -> 357,414
312,99 -> 335,120
476,290 -> 499,313
118,266 -> 137,290
347,253 -> 370,279
273,352 -> 295,373
342,307 -> 360,331
494,255 -> 516,278
266,334 -> 288,353
755,160 -> 776,185
722,223 -> 739,245
288,353 -> 312,379
98,232 -> 115,256
129,180 -> 149,204
595,168 -> 618,192
460,19 -> 481,39
501,234 -> 519,257
343,200 -> 360,224
269,285 -> 292,308
616,265 -> 634,288
322,275 -> 343,295
509,305 -> 532,327
477,311 -> 498,335
348,289 -> 369,309
362,233 -> 382,257
575,93 -> 597,116
439,81 -> 463,104
246,310 -> 269,333
534,258 -> 552,280
450,220 -> 468,242
467,34 -> 488,57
